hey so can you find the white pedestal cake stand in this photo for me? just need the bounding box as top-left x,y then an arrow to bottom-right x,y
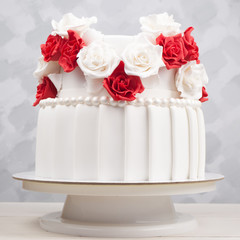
13,172 -> 223,238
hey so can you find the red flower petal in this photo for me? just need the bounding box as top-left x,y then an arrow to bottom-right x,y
103,61 -> 144,101
183,27 -> 199,62
199,86 -> 208,103
59,30 -> 85,72
33,77 -> 57,106
41,34 -> 67,62
156,33 -> 187,70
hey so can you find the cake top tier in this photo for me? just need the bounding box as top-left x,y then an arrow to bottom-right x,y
33,13 -> 208,106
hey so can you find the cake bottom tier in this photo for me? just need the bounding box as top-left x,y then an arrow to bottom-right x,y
35,100 -> 205,181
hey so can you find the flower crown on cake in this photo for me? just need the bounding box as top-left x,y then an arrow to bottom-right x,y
33,13 -> 208,106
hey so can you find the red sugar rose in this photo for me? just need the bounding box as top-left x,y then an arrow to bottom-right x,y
103,61 -> 144,101
156,33 -> 188,69
59,30 -> 85,72
41,34 -> 67,62
199,86 -> 208,103
183,27 -> 200,63
33,76 -> 57,106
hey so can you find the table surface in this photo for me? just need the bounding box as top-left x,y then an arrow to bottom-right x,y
0,203 -> 240,240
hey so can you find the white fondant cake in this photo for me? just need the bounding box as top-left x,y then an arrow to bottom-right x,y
33,13 -> 208,181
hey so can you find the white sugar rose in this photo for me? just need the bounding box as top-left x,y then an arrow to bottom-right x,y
33,56 -> 61,82
122,35 -> 164,78
77,41 -> 120,78
175,61 -> 208,99
51,13 -> 97,37
140,12 -> 181,37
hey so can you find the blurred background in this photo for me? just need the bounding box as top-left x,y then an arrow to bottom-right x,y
0,0 -> 239,202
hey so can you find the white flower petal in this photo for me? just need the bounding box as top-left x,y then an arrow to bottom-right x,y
51,13 -> 97,37
122,34 -> 164,79
33,56 -> 61,82
140,12 -> 181,37
175,61 -> 208,99
77,41 -> 120,79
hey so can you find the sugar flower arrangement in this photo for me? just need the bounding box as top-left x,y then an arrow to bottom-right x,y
33,13 -> 208,106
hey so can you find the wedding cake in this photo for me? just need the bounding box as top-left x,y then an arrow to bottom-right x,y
33,13 -> 208,182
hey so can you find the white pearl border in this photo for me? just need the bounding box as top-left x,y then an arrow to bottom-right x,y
39,96 -> 201,108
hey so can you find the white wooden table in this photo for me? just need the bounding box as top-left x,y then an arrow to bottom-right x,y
0,203 -> 239,239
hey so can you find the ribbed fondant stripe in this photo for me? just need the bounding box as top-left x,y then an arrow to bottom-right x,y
148,106 -> 172,181
170,106 -> 176,180
97,105 -> 103,181
97,105 -> 124,181
148,105 -> 152,181
146,105 -> 150,181
74,105 -> 99,180
170,106 -> 189,180
186,106 -> 199,179
124,105 -> 148,181
53,105 -> 75,179
35,107 -> 55,178
124,106 -> 127,181
196,108 -> 206,179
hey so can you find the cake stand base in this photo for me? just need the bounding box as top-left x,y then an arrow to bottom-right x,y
13,172 -> 223,238
40,195 -> 196,237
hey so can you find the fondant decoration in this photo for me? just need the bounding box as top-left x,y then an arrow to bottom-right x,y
34,13 -> 208,103
183,27 -> 199,63
103,61 -> 144,101
33,76 -> 57,106
139,13 -> 181,37
39,96 -> 201,108
77,41 -> 120,78
51,13 -> 97,37
33,56 -> 61,81
122,35 -> 164,78
199,87 -> 208,102
175,61 -> 208,100
156,33 -> 188,69
41,34 -> 67,62
59,30 -> 85,72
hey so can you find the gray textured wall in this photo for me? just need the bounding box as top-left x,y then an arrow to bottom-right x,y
0,0 -> 240,202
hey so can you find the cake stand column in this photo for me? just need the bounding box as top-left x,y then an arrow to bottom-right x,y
40,194 -> 197,237
61,195 -> 176,223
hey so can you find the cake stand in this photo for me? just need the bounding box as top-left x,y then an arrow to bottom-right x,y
13,172 -> 223,238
